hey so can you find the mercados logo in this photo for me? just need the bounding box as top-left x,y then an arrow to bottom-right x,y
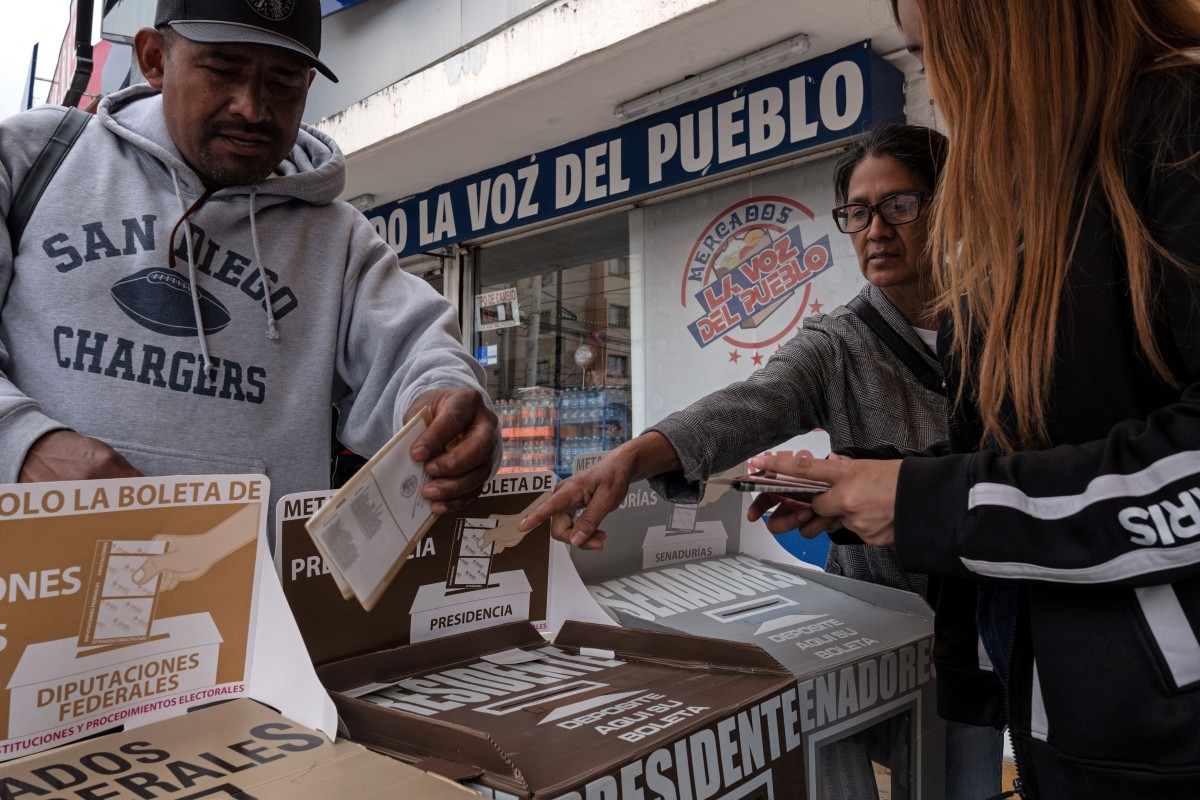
682,196 -> 832,363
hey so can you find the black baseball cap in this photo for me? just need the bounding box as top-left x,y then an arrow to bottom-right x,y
155,0 -> 338,82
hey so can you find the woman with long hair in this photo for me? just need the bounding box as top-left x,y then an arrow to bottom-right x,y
758,1 -> 1200,797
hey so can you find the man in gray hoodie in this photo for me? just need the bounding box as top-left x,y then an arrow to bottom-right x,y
0,0 -> 498,537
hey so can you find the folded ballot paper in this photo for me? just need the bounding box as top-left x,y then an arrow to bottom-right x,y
306,408 -> 437,611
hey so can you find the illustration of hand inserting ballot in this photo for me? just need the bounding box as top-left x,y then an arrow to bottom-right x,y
79,505 -> 259,648
443,495 -> 550,591
131,505 -> 259,591
478,513 -> 531,556
478,493 -> 550,555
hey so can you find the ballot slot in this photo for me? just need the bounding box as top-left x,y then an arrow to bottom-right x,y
475,679 -> 609,716
704,595 -> 798,624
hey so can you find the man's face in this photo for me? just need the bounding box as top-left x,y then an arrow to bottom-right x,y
144,30 -> 315,188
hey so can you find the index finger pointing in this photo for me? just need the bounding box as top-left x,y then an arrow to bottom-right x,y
519,489 -> 578,532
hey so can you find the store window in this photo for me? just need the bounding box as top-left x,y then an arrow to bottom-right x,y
474,154 -> 865,481
475,214 -> 633,477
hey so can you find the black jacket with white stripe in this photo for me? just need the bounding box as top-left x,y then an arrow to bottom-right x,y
895,66 -> 1200,799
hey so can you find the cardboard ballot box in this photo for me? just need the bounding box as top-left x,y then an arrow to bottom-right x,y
587,555 -> 941,800
0,698 -> 478,799
317,620 -> 808,800
274,473 -> 557,663
562,478 -> 944,800
319,623 -> 806,796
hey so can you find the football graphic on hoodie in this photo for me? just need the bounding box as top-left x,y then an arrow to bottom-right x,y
111,267 -> 232,337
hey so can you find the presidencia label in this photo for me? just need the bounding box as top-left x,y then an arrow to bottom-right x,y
367,41 -> 904,258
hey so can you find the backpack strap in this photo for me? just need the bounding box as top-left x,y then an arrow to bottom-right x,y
847,293 -> 945,396
7,107 -> 90,248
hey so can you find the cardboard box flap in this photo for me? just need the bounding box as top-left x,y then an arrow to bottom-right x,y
276,479 -> 556,668
0,699 -> 478,798
338,706 -> 526,791
416,756 -> 487,782
556,619 -> 791,675
0,475 -> 336,761
584,555 -> 935,675
800,566 -> 936,620
318,623 -> 545,793
319,620 -> 543,686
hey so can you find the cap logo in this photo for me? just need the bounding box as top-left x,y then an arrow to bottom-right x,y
245,0 -> 295,21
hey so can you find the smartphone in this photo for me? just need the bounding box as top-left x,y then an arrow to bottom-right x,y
711,470 -> 830,502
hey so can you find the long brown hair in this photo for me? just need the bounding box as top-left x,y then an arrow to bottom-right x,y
917,0 -> 1200,450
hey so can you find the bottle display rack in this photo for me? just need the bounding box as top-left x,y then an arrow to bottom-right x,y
495,386 -> 629,476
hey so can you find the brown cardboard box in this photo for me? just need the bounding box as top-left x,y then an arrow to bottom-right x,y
0,698 -> 478,799
317,620 -> 808,799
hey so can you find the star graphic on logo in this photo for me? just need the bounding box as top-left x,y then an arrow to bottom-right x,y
809,300 -> 824,314
752,352 -> 764,366
728,350 -> 741,363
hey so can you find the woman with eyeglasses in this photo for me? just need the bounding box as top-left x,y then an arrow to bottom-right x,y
751,0 -> 1200,797
519,121 -> 1003,799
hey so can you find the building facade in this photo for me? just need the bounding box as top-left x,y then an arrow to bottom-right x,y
96,0 -> 935,476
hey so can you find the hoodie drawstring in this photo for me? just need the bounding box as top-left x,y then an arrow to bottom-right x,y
169,173 -> 217,379
167,174 -> 282,382
248,187 -> 280,341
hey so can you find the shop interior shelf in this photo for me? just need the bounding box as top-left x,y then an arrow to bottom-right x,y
501,426 -> 555,439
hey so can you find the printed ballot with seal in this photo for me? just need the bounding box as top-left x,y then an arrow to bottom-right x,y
305,408 -> 438,611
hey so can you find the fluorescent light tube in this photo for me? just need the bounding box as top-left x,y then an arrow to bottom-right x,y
614,34 -> 811,122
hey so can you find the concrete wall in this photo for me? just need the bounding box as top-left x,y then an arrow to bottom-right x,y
306,0 -> 549,123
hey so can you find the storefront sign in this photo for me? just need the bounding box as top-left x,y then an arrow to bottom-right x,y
475,287 -> 522,331
368,41 -> 903,258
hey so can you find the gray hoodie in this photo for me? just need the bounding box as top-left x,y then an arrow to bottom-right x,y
0,85 -> 489,537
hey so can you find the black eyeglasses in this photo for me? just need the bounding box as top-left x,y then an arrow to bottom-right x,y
831,191 -> 926,234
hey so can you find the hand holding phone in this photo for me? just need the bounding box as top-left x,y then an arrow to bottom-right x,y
710,469 -> 831,503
